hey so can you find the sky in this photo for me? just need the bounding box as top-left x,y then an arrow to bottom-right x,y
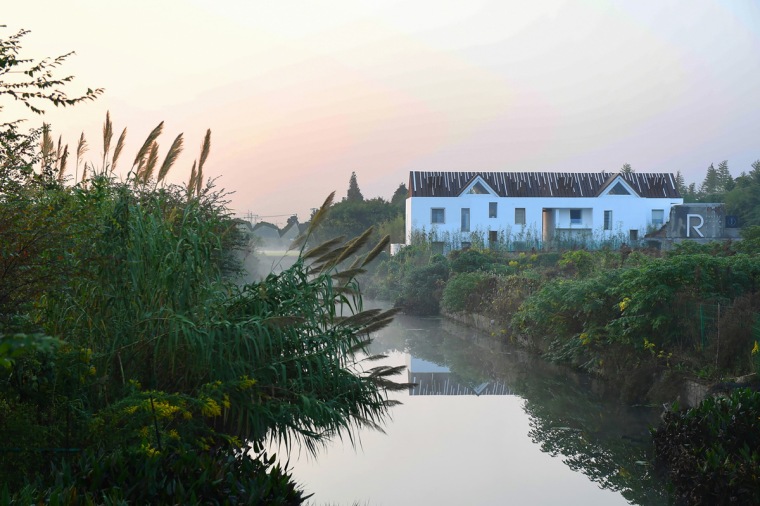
4,0 -> 760,224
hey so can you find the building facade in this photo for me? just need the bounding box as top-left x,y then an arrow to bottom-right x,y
405,171 -> 683,251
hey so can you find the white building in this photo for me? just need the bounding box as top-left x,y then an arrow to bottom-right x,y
405,171 -> 683,251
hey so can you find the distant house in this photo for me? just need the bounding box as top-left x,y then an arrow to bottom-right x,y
279,221 -> 300,244
251,222 -> 280,247
405,171 -> 683,251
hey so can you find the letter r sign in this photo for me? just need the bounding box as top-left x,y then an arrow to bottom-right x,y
686,214 -> 704,238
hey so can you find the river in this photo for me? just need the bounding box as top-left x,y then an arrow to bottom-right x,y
278,310 -> 669,505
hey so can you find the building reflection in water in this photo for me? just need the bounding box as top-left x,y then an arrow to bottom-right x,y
407,356 -> 513,396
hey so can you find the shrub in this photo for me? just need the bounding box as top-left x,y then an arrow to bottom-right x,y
652,388 -> 760,504
441,272 -> 493,313
398,257 -> 449,315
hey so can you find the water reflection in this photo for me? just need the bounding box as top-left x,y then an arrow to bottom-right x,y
283,307 -> 668,505
408,357 -> 514,396
369,312 -> 669,505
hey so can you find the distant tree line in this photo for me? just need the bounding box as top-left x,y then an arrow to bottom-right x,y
671,160 -> 760,227
310,170 -> 408,246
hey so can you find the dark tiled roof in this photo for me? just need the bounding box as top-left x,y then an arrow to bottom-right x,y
408,171 -> 681,199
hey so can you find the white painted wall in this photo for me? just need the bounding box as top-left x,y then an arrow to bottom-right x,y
406,193 -> 683,247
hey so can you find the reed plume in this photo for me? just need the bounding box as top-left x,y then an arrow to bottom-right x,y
111,127 -> 127,174
157,133 -> 184,183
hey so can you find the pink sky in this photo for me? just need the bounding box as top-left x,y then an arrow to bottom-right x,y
5,1 -> 760,225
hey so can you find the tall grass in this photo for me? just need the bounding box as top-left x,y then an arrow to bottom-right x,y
36,177 -> 403,456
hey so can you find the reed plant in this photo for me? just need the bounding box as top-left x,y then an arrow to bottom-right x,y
2,114 -> 405,502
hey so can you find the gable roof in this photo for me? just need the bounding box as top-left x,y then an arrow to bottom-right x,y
408,171 -> 681,199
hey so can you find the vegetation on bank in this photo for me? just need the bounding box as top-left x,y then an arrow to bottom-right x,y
1,27 -> 404,503
366,237 -> 760,395
652,388 -> 760,504
363,233 -> 760,502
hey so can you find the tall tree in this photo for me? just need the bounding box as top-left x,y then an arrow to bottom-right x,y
347,171 -> 364,202
620,163 -> 634,174
700,164 -> 720,195
391,182 -> 408,208
716,160 -> 733,192
674,171 -> 687,196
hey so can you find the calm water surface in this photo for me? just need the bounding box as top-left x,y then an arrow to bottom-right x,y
281,310 -> 668,506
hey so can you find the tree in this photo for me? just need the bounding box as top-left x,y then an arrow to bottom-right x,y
347,171 -> 364,202
0,27 -> 103,117
717,160 -> 734,192
700,163 -> 720,196
620,163 -> 634,174
674,171 -> 687,196
391,182 -> 408,208
1,26 -> 102,181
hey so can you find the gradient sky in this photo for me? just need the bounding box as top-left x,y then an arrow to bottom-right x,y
5,1 -> 760,224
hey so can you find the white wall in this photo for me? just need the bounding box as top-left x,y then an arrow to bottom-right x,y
406,193 -> 683,246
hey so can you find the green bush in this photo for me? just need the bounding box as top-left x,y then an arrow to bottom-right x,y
652,388 -> 760,504
7,447 -> 306,505
398,257 -> 449,315
441,272 -> 493,313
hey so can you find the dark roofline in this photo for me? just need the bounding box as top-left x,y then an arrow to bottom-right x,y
409,171 -> 681,199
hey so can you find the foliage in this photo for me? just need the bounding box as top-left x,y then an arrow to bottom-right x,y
9,447 -> 307,505
390,182 -> 407,209
558,250 -> 596,278
397,255 -> 450,315
441,272 -> 493,313
1,116 -> 404,503
346,171 -> 364,202
652,388 -> 760,505
0,27 -> 102,117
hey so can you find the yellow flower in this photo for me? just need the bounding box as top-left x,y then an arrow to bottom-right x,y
200,397 -> 221,417
151,400 -> 180,419
141,443 -> 160,457
167,429 -> 180,440
619,297 -> 631,312
222,394 -> 231,409
509,260 -> 519,267
752,341 -> 759,356
239,376 -> 257,390
579,333 -> 591,346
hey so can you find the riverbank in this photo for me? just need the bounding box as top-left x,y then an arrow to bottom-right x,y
442,308 -> 715,408
367,243 -> 760,407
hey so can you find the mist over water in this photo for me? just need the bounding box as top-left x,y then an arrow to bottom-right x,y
277,309 -> 668,506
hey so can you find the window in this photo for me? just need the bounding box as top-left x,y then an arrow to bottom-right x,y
461,208 -> 470,232
604,210 -> 612,231
489,202 -> 497,218
515,208 -> 526,225
629,230 -> 639,241
467,181 -> 490,194
431,208 -> 445,224
489,230 -> 498,245
570,209 -> 582,224
608,182 -> 631,195
652,209 -> 664,227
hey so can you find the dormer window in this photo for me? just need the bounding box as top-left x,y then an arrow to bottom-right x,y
459,176 -> 497,196
467,181 -> 490,194
608,182 -> 631,195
